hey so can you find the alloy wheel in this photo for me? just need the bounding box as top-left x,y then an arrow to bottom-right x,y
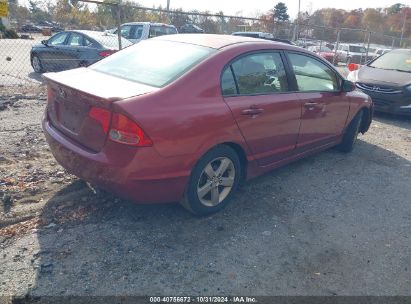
196,157 -> 235,207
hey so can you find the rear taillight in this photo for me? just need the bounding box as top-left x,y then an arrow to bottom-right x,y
99,50 -> 116,57
88,107 -> 152,147
109,113 -> 153,147
88,106 -> 111,134
47,86 -> 55,103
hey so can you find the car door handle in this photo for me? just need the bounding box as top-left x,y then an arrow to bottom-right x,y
241,107 -> 264,116
304,102 -> 319,110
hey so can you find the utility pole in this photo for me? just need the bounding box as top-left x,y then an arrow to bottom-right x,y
166,0 -> 170,22
293,0 -> 301,41
116,0 -> 122,50
400,7 -> 408,47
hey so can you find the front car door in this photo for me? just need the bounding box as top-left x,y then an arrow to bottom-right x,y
41,32 -> 70,71
285,52 -> 350,151
222,51 -> 302,166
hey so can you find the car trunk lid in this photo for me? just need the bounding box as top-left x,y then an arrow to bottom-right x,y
43,68 -> 157,152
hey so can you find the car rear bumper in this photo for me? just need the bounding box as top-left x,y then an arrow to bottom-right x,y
43,117 -> 190,203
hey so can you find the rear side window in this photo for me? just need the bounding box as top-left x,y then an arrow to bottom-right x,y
221,67 -> 237,96
230,52 -> 289,95
67,33 -> 84,46
288,53 -> 339,92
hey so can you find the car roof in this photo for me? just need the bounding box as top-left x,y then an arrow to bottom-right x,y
154,33 -> 298,50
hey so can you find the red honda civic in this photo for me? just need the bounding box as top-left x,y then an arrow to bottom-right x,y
42,34 -> 373,215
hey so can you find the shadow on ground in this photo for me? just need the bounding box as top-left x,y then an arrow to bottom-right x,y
10,140 -> 411,298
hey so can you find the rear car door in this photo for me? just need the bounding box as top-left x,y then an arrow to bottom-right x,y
64,32 -> 86,69
222,51 -> 302,166
285,52 -> 350,150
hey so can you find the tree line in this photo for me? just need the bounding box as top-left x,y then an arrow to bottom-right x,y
5,0 -> 411,45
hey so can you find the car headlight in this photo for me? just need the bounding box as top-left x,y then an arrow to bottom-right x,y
346,70 -> 358,82
405,85 -> 411,93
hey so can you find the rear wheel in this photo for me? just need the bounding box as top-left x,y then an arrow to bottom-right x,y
31,55 -> 44,73
337,111 -> 363,153
181,145 -> 241,216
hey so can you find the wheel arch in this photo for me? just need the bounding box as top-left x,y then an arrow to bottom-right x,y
359,106 -> 372,134
221,142 -> 248,183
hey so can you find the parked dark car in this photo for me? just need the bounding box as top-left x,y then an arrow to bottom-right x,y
42,34 -> 372,215
30,30 -> 132,73
180,23 -> 204,33
347,49 -> 411,116
21,24 -> 42,33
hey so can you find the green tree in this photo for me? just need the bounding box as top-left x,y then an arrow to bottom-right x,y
273,2 -> 289,22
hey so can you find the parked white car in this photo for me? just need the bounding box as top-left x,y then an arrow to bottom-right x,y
336,43 -> 374,64
112,22 -> 178,43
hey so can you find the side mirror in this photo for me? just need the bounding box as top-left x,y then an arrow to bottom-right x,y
342,79 -> 356,92
41,40 -> 48,46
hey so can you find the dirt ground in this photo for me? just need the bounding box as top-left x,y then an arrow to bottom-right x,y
0,93 -> 410,299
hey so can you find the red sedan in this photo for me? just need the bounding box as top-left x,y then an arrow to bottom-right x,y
42,34 -> 373,215
307,45 -> 339,65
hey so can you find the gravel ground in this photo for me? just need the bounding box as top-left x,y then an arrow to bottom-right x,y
0,94 -> 410,300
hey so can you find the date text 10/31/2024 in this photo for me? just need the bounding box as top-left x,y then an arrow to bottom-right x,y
149,297 -> 257,303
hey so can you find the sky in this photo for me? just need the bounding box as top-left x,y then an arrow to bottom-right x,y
132,0 -> 408,18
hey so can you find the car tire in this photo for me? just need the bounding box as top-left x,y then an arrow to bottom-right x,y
181,145 -> 241,216
337,110 -> 363,153
78,61 -> 88,67
31,55 -> 44,73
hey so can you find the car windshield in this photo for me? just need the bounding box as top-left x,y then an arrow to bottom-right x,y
349,46 -> 366,53
91,40 -> 215,87
369,50 -> 411,72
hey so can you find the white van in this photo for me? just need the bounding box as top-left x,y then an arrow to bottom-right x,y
113,22 -> 178,44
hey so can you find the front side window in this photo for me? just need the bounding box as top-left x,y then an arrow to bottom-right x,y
288,53 -> 339,92
230,52 -> 289,95
49,32 -> 69,46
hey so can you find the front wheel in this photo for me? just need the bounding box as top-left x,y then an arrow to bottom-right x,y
181,145 -> 241,216
337,111 -> 363,153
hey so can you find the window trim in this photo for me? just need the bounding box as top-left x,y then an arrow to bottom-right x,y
283,50 -> 344,93
220,50 -> 293,98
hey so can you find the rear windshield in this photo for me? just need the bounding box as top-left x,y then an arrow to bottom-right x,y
349,46 -> 366,53
91,39 -> 215,87
369,50 -> 411,72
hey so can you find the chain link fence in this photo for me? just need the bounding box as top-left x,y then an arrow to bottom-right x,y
1,1 -> 410,95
